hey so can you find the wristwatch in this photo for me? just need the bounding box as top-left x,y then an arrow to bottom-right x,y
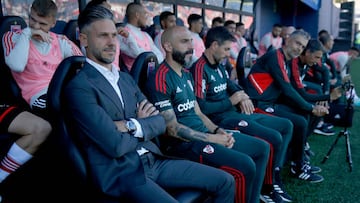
125,120 -> 137,134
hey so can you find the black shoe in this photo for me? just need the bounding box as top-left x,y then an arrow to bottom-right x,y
290,164 -> 324,183
313,125 -> 335,136
291,161 -> 321,173
260,190 -> 284,203
273,184 -> 293,202
322,122 -> 334,129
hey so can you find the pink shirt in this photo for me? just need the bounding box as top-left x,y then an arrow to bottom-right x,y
258,32 -> 283,57
190,31 -> 205,58
3,28 -> 83,103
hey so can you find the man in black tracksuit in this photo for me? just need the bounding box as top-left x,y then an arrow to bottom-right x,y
246,30 -> 328,184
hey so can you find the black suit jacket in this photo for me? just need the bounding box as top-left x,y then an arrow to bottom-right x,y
64,62 -> 166,197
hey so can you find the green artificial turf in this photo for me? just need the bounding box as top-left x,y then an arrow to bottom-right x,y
282,59 -> 360,203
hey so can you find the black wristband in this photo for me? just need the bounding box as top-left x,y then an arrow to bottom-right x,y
214,126 -> 220,133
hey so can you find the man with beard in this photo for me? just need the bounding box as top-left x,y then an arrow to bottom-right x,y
119,2 -> 163,71
191,26 -> 294,203
146,26 -> 270,203
65,6 -> 236,202
258,24 -> 283,57
246,30 -> 328,184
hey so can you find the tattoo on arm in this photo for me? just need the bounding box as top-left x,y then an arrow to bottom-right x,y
161,109 -> 209,142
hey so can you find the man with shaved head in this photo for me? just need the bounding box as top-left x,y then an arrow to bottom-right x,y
146,26 -> 270,203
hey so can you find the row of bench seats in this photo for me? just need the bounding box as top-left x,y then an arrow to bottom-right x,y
0,14 -> 212,202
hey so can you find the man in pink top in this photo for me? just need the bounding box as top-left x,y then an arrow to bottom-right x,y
329,47 -> 360,106
2,0 -> 82,118
119,2 -> 164,71
258,23 -> 283,57
154,11 -> 177,58
329,47 -> 359,78
188,13 -> 205,67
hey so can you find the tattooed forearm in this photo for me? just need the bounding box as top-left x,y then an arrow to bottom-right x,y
178,127 -> 208,141
161,109 -> 209,142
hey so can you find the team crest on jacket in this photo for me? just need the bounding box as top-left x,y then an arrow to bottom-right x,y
203,144 -> 215,154
238,120 -> 248,127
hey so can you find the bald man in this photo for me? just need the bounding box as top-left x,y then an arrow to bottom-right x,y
146,26 -> 270,203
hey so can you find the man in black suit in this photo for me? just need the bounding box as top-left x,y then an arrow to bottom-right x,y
63,5 -> 235,202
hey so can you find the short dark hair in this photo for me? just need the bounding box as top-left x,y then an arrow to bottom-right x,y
78,5 -> 114,33
187,14 -> 202,28
318,29 -> 329,38
318,33 -> 332,45
224,20 -> 236,27
212,17 -> 224,25
31,0 -> 57,18
204,26 -> 236,49
159,11 -> 175,29
236,22 -> 244,28
273,23 -> 282,28
85,0 -> 107,8
302,39 -> 325,55
125,2 -> 142,20
350,46 -> 360,53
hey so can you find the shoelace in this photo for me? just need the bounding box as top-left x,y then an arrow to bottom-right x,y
273,184 -> 284,194
261,194 -> 276,203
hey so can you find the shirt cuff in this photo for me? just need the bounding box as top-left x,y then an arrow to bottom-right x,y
130,118 -> 143,138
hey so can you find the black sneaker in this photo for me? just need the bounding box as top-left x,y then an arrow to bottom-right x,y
322,122 -> 334,129
290,162 -> 321,173
303,163 -> 322,173
290,165 -> 324,183
260,190 -> 284,203
273,184 -> 293,202
313,125 -> 335,136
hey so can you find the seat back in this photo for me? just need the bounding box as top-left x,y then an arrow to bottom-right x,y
63,19 -> 80,47
50,20 -> 67,34
0,16 -> 27,105
130,51 -> 158,93
236,46 -> 252,89
47,56 -> 87,181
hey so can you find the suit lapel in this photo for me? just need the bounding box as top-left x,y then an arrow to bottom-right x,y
83,63 -> 124,113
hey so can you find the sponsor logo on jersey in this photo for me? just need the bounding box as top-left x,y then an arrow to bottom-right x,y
177,99 -> 195,112
155,100 -> 171,108
213,83 -> 227,93
210,75 -> 216,81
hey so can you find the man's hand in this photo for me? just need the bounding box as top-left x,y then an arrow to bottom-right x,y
208,129 -> 235,148
239,99 -> 254,115
229,91 -> 250,105
114,120 -> 127,132
117,27 -> 129,38
137,99 -> 159,118
312,105 -> 329,117
31,29 -> 53,43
